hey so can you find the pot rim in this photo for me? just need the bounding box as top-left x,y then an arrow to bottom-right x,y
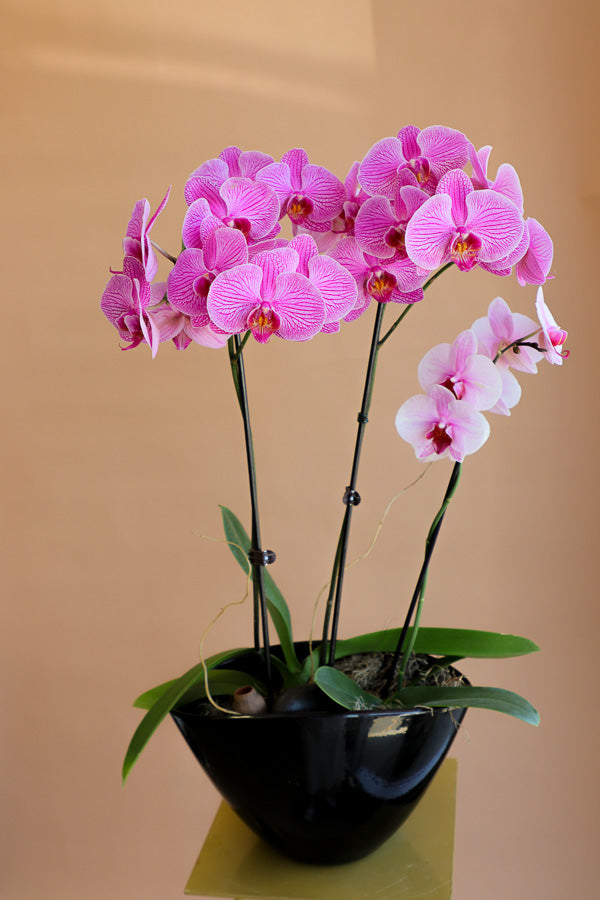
173,702 -> 455,722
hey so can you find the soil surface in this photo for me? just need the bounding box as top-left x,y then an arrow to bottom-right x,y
334,651 -> 466,698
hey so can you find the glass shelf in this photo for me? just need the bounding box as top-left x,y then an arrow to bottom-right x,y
185,757 -> 457,900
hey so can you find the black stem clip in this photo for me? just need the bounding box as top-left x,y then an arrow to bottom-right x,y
248,549 -> 277,566
343,487 -> 362,507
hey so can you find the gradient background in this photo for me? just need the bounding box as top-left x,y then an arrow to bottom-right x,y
2,2 -> 598,898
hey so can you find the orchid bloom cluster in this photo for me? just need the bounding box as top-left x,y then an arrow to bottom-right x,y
101,125 -> 556,356
396,288 -> 569,463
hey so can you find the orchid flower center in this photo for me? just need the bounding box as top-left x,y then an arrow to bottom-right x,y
247,302 -> 281,344
451,232 -> 482,271
441,376 -> 465,400
426,422 -> 452,455
406,157 -> 430,185
192,271 -> 215,299
225,217 -> 252,237
384,225 -> 406,252
287,194 -> 314,223
366,268 -> 396,301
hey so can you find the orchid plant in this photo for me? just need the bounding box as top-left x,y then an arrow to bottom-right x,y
101,127 -> 568,781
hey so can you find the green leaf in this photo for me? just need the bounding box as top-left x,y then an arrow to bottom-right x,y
123,664 -> 267,781
220,506 -> 300,673
133,647 -> 249,709
334,627 -> 539,660
123,662 -> 206,783
314,666 -> 384,711
393,685 -> 540,725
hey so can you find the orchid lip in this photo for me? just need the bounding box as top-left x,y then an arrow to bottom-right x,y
451,232 -> 482,271
287,194 -> 314,223
247,302 -> 281,343
366,268 -> 396,301
192,272 -> 215,298
384,225 -> 406,251
225,216 -> 252,237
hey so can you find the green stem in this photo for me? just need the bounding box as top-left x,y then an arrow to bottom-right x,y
227,336 -> 273,700
386,462 -> 462,693
325,302 -> 386,666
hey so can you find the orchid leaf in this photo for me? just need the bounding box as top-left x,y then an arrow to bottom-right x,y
124,663 -> 267,781
314,666 -> 384,710
393,685 -> 540,725
133,647 -> 249,708
123,662 -> 207,783
220,506 -> 300,673
334,627 -> 539,660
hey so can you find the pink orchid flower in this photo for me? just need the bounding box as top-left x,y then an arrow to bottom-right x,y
359,125 -> 471,199
122,188 -> 170,282
151,305 -> 229,351
185,147 -> 274,200
354,172 -> 430,260
472,296 -> 543,373
167,227 -> 249,323
418,329 -> 503,411
535,287 -> 569,365
207,247 -> 325,344
515,218 -> 554,286
405,169 -> 525,273
182,177 -> 280,249
330,236 -> 424,322
101,257 -> 165,357
395,385 -> 490,462
330,161 -> 370,237
256,148 -> 346,233
288,234 -> 357,328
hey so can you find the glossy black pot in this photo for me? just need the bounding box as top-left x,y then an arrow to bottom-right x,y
171,645 -> 466,865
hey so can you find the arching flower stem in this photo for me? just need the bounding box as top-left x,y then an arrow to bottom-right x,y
227,335 -> 273,701
320,263 -> 455,668
385,461 -> 462,695
321,301 -> 386,666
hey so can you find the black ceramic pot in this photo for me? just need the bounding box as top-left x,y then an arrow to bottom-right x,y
171,645 -> 466,865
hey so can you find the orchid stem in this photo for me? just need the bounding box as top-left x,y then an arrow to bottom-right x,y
385,461 -> 462,694
227,335 -> 273,701
324,302 -> 386,667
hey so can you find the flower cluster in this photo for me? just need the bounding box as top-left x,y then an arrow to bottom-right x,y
101,125 -> 555,355
396,288 -> 569,462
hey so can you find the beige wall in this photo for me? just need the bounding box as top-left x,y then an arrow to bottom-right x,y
2,1 -> 597,898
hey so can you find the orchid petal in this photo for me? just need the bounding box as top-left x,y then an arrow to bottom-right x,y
204,226 -> 249,273
417,126 -> 470,178
207,264 -> 263,333
405,194 -> 454,269
354,196 -> 397,259
308,255 -> 358,324
465,191 -> 524,261
299,164 -> 346,221
220,177 -> 280,240
516,219 -> 553,286
436,169 -> 473,225
281,148 -> 309,190
272,273 -> 325,341
359,137 -> 405,199
254,248 -> 299,300
288,233 -> 318,275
